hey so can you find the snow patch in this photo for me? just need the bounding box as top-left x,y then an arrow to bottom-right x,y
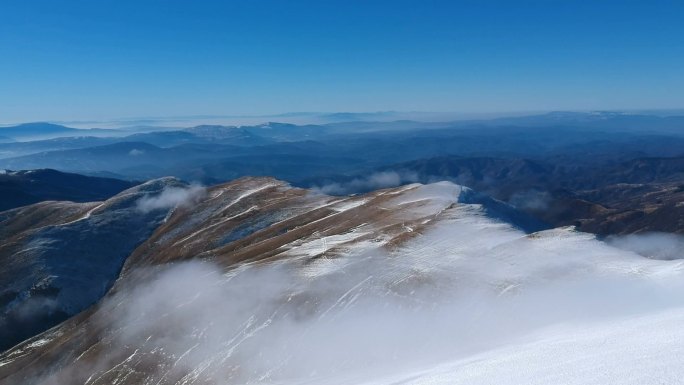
330,198 -> 368,212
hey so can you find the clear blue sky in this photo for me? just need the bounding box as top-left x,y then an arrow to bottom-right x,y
1,0 -> 683,122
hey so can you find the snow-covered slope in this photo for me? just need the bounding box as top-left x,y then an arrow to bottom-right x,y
1,178 -> 683,384
359,306 -> 684,385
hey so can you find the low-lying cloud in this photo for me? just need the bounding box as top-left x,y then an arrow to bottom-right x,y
314,171 -> 419,195
508,189 -> 552,211
606,232 -> 684,260
135,184 -> 206,213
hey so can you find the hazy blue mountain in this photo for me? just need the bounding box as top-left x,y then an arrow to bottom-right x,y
0,126 -> 270,159
185,125 -> 272,145
192,153 -> 366,184
124,131 -> 208,147
0,123 -> 120,141
455,111 -> 684,134
241,122 -> 332,141
0,142 -> 266,180
0,136 -> 117,159
319,111 -> 402,122
0,123 -> 78,139
2,115 -> 684,185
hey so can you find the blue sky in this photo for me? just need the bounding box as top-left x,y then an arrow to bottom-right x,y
1,0 -> 683,122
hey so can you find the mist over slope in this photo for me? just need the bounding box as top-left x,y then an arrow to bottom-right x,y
0,178 -> 683,384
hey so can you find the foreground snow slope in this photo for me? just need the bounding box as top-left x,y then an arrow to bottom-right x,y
1,178 -> 683,384
359,307 -> 684,385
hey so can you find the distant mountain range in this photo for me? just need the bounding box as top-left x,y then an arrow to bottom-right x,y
4,110 -> 684,140
1,112 -> 683,235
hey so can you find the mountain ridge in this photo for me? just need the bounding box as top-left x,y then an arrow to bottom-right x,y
0,169 -> 139,211
1,175 -> 682,384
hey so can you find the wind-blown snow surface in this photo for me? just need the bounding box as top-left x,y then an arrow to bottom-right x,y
2,181 -> 684,384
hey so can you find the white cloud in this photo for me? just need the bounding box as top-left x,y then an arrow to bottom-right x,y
315,171 -> 419,195
607,232 -> 684,260
135,184 -> 205,213
508,189 -> 552,211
